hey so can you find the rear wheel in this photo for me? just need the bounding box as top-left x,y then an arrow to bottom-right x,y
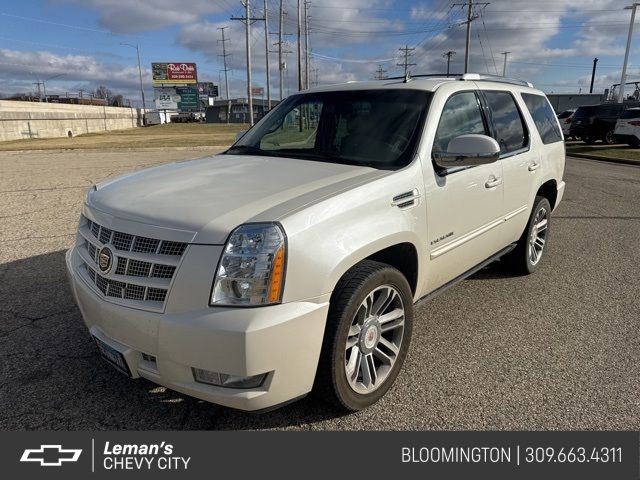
314,260 -> 413,411
583,135 -> 597,145
503,196 -> 551,275
603,130 -> 616,145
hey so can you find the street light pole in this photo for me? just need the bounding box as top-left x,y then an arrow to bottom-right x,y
619,3 -> 640,103
121,43 -> 146,114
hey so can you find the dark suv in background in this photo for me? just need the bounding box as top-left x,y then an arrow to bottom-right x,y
570,103 -> 638,145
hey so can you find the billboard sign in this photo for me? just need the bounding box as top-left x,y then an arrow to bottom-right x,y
154,87 -> 180,109
152,62 -> 198,85
175,86 -> 199,111
251,87 -> 264,96
197,82 -> 218,99
153,86 -> 199,111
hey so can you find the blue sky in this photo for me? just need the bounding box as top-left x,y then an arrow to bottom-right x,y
0,0 -> 638,107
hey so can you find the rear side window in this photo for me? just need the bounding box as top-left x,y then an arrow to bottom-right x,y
573,106 -> 596,118
433,91 -> 487,152
596,104 -> 624,117
522,93 -> 563,144
620,109 -> 640,119
483,91 -> 528,154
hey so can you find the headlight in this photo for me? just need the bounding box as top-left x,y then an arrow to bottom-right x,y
210,223 -> 286,306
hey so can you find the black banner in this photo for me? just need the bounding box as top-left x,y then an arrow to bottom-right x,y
2,431 -> 638,479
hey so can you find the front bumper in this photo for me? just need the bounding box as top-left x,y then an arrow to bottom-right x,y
66,247 -> 329,411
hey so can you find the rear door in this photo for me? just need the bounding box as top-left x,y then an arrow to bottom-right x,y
480,89 -> 537,242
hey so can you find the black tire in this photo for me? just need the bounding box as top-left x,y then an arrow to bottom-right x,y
502,196 -> 552,275
583,135 -> 597,145
603,130 -> 616,145
314,260 -> 414,411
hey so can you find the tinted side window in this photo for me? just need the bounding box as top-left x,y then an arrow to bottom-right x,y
484,91 -> 528,154
522,93 -> 563,144
433,92 -> 487,152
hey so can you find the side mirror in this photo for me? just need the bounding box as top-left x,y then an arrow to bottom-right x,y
235,130 -> 247,141
432,134 -> 500,168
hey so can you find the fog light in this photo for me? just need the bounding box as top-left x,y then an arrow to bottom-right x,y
192,368 -> 266,389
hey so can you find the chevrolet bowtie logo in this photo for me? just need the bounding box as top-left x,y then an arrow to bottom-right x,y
20,445 -> 82,467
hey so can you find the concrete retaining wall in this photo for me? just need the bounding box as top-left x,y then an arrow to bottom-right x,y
0,100 -> 143,141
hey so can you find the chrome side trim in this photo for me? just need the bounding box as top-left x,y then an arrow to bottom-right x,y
430,205 -> 528,259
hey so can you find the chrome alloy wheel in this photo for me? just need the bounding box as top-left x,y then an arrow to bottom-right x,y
344,285 -> 405,394
528,206 -> 548,266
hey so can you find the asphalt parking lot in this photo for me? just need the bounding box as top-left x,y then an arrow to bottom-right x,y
1,150 -> 639,430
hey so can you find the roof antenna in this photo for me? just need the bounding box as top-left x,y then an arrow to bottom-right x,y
404,71 -> 412,83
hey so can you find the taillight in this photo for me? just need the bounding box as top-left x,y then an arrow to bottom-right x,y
628,120 -> 640,126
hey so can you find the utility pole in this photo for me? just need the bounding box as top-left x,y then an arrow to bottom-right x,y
278,0 -> 285,99
304,0 -> 311,89
33,81 -> 43,102
501,51 -> 510,76
374,64 -> 388,80
443,50 -> 456,76
231,1 -> 265,126
590,57 -> 598,94
454,0 -> 489,73
120,43 -> 146,114
217,26 -> 232,124
619,3 -> 640,103
297,0 -> 303,90
263,0 -> 271,110
398,45 -> 416,77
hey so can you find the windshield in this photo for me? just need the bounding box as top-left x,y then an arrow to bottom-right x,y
228,89 -> 432,170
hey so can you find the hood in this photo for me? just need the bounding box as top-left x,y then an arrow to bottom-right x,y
88,154 -> 387,244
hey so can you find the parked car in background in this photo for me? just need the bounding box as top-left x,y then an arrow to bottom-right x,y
557,109 -> 575,139
170,112 -> 204,123
569,103 -> 632,145
614,107 -> 640,147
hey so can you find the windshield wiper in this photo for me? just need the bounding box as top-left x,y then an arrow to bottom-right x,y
225,145 -> 274,156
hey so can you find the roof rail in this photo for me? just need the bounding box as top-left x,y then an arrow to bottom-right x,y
460,73 -> 534,88
380,72 -> 533,88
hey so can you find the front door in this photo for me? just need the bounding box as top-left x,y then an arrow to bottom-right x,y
422,90 -> 505,293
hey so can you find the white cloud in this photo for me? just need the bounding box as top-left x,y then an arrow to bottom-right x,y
59,0 -> 227,33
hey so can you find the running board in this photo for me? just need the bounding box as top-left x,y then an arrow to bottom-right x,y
415,243 -> 517,307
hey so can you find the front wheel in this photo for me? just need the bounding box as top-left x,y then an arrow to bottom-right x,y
314,260 -> 413,411
503,196 -> 551,275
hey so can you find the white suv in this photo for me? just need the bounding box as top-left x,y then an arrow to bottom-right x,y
66,74 -> 566,412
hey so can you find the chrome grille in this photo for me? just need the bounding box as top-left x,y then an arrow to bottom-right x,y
78,217 -> 189,310
132,236 -> 160,253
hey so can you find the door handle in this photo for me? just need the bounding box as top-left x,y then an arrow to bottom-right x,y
528,162 -> 540,172
485,176 -> 503,189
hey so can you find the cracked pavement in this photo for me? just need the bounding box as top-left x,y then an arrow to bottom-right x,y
0,151 -> 639,430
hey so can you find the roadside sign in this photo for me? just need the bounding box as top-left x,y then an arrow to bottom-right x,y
197,82 -> 217,99
175,86 -> 199,111
152,63 -> 198,85
154,87 -> 179,109
251,87 -> 264,96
